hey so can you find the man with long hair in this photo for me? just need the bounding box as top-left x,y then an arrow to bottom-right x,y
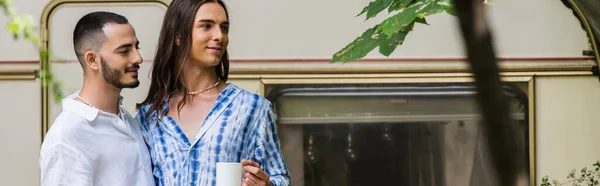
135,0 -> 290,185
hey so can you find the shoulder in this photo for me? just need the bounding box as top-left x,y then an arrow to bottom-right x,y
228,84 -> 275,122
41,111 -> 91,157
48,111 -> 92,140
230,84 -> 272,107
133,104 -> 157,130
134,104 -> 152,121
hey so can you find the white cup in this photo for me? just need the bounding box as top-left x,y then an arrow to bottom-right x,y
216,162 -> 243,186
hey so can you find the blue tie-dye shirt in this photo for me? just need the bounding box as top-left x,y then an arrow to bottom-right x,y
135,84 -> 290,186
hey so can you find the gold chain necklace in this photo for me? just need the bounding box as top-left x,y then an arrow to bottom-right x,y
187,81 -> 220,95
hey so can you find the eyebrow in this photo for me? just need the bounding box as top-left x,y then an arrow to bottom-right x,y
198,19 -> 229,25
114,41 -> 140,51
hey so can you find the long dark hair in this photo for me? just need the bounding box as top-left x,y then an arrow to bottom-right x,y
136,0 -> 230,118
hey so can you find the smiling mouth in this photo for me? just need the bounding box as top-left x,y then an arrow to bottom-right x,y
125,65 -> 140,75
207,46 -> 223,53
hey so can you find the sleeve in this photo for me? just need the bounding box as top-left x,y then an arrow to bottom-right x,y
253,101 -> 291,186
39,144 -> 93,186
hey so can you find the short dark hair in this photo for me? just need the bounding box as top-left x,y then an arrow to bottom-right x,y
73,11 -> 129,65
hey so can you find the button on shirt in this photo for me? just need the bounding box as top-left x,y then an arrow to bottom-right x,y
39,92 -> 155,186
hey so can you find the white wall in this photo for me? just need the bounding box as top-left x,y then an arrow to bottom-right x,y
225,0 -> 589,59
0,80 -> 41,186
536,76 -> 600,183
4,0 -> 588,62
0,1 -> 50,185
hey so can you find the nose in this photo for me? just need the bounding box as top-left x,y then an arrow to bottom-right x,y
132,48 -> 143,65
212,27 -> 224,42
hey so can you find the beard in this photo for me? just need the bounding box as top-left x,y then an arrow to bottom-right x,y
100,57 -> 140,89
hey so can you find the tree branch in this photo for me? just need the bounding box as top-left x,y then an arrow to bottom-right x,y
452,0 -> 528,185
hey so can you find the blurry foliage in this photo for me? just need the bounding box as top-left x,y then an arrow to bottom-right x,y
541,161 -> 600,186
1,0 -> 63,103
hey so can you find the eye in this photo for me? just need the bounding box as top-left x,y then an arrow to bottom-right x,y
118,50 -> 129,55
200,24 -> 211,29
221,25 -> 229,33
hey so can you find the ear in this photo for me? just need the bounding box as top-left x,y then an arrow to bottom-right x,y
175,33 -> 180,46
84,51 -> 101,71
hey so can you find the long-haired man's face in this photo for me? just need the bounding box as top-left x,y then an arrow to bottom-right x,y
97,23 -> 142,89
187,2 -> 229,67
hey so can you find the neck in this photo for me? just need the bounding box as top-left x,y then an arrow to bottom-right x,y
183,63 -> 219,93
78,76 -> 122,115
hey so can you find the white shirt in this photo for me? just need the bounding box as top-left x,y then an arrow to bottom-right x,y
39,92 -> 155,186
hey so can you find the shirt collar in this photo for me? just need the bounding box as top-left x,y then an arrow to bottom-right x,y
148,83 -> 238,129
62,91 -> 124,121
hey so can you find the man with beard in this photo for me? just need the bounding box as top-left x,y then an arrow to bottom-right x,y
39,11 -> 154,186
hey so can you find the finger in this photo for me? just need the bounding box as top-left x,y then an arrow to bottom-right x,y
241,159 -> 250,166
243,166 -> 269,181
250,161 -> 260,168
241,159 -> 261,168
241,159 -> 254,166
243,172 -> 263,185
244,176 -> 258,186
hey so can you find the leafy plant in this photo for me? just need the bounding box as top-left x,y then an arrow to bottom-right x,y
332,1 -> 536,185
331,0 -> 492,63
541,161 -> 600,186
1,0 -> 63,103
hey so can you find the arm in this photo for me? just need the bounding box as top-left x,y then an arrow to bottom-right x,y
40,144 -> 93,186
252,102 -> 290,186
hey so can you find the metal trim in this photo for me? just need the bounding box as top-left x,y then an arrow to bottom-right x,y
0,70 -> 37,80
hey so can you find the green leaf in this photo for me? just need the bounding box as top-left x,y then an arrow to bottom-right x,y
438,0 -> 456,16
54,89 -> 63,103
378,29 -> 410,56
388,0 -> 414,12
52,81 -> 63,103
415,17 -> 428,25
358,0 -> 395,20
331,26 -> 380,63
418,1 -> 444,17
7,22 -> 18,38
0,0 -> 10,8
380,1 -> 428,36
332,22 -> 416,62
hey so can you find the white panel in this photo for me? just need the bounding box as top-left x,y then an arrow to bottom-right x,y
48,3 -> 167,62
0,0 -> 593,62
225,0 -> 589,59
0,80 -> 41,186
536,76 -> 600,184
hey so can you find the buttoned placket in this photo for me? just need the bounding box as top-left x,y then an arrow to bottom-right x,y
110,110 -> 149,173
